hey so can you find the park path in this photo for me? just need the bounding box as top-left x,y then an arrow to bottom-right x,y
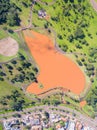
14,0 -> 35,32
90,0 -> 97,12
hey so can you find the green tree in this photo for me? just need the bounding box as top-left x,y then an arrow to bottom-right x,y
74,27 -> 85,39
0,0 -> 20,26
11,98 -> 25,111
7,12 -> 20,26
0,0 -> 10,23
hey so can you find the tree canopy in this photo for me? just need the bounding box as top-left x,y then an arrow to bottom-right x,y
0,0 -> 20,26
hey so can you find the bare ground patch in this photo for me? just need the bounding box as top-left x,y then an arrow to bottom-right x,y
0,37 -> 19,56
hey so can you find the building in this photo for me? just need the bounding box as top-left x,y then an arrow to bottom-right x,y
38,10 -> 47,18
68,121 -> 75,130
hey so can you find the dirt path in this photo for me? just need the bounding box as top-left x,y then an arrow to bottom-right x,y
14,0 -> 35,32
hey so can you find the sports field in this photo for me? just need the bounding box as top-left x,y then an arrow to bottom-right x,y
24,30 -> 85,95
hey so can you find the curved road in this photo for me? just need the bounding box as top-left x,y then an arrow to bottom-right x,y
0,105 -> 97,129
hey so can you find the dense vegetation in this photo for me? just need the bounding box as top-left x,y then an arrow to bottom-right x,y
0,84 -> 38,112
0,0 -> 32,26
1,53 -> 38,86
0,0 -> 39,112
0,57 -> 39,112
40,93 -> 94,117
0,0 -> 21,26
86,84 -> 97,112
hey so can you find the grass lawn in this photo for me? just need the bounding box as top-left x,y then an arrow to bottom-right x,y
0,54 -> 17,63
0,80 -> 31,102
0,81 -> 19,97
10,0 -> 31,27
0,29 -> 8,40
64,96 -> 79,107
82,105 -> 95,118
41,0 -> 53,2
0,80 -> 33,112
0,123 -> 3,130
60,103 -> 94,117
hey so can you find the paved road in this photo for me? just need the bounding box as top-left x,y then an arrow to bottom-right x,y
0,105 -> 97,129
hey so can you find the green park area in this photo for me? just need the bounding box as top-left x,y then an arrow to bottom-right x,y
0,123 -> 3,130
0,0 -> 97,116
0,0 -> 40,113
31,0 -> 97,113
41,0 -> 53,3
0,31 -> 39,113
0,29 -> 8,40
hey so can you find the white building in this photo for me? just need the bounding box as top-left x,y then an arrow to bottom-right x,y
68,121 -> 75,130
